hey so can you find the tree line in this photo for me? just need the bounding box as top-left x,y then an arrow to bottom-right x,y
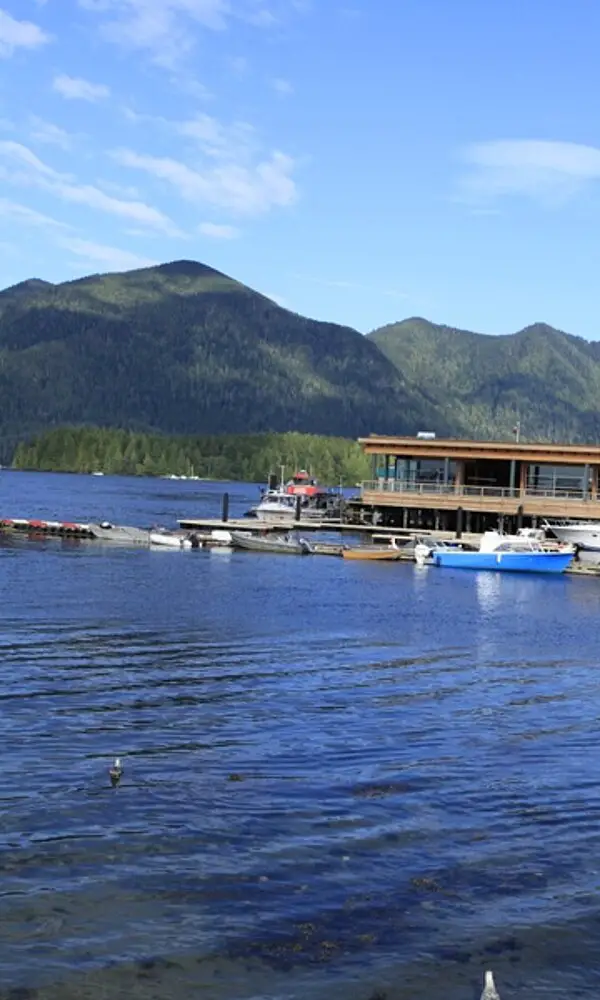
12,426 -> 371,485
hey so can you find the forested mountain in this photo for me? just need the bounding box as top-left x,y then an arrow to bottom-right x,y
4,258 -> 600,465
369,317 -> 600,442
0,260 -> 448,462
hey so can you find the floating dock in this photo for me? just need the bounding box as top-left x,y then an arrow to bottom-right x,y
2,515 -> 600,574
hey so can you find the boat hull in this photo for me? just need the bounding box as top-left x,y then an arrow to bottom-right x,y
230,532 -> 311,554
548,524 -> 600,551
432,550 -> 573,573
343,548 -> 402,561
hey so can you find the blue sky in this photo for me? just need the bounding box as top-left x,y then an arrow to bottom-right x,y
1,1 -> 600,337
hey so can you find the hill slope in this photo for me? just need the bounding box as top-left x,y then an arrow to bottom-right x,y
369,317 -> 600,442
0,261 -> 450,460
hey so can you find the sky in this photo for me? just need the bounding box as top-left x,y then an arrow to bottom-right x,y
1,1 -> 600,337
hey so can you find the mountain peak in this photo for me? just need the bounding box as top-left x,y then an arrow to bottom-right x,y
154,259 -> 225,279
0,277 -> 54,297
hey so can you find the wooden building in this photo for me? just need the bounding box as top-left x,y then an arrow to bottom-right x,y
356,435 -> 600,532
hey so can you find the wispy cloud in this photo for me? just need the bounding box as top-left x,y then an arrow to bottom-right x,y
29,117 -> 72,150
77,0 -> 305,67
53,74 -> 110,101
0,140 -> 181,235
0,197 -> 70,230
114,146 -> 297,215
178,113 -> 256,161
270,77 -> 293,96
198,221 -> 240,239
78,0 -> 230,66
58,236 -> 158,271
460,139 -> 600,205
0,8 -> 50,58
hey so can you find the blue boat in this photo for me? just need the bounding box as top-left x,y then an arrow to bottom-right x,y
415,531 -> 574,575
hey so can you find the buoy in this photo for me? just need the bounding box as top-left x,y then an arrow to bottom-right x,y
109,757 -> 124,786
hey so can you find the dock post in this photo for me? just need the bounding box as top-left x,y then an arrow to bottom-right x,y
456,506 -> 463,539
516,504 -> 523,531
222,492 -> 230,522
295,494 -> 302,522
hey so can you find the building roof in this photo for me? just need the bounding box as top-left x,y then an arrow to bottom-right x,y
358,435 -> 600,465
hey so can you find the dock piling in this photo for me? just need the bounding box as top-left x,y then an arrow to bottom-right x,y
222,492 -> 230,522
456,506 -> 464,539
295,494 -> 302,521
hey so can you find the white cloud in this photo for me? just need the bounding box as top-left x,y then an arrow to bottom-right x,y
78,0 -> 230,65
77,0 -> 305,66
0,140 -> 181,235
198,221 -> 240,239
53,74 -> 110,101
114,146 -> 297,215
29,117 -> 72,150
0,8 -> 50,57
179,113 -> 256,161
58,236 -> 158,271
271,77 -> 293,95
0,197 -> 70,229
461,139 -> 600,204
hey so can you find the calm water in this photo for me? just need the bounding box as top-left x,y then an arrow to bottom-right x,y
2,473 -> 600,999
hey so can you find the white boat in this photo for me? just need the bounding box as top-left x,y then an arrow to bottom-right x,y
149,529 -> 193,549
544,519 -> 600,551
247,491 -> 300,522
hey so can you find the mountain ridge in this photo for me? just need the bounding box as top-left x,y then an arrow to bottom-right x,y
368,316 -> 600,442
0,259 -> 451,462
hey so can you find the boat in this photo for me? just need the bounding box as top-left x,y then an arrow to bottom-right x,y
284,469 -> 329,498
230,531 -> 313,554
342,535 -> 406,561
544,519 -> 600,552
149,528 -> 194,549
247,491 -> 299,522
415,530 -> 574,574
246,466 -> 344,522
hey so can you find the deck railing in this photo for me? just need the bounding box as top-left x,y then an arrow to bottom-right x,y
361,480 -> 597,502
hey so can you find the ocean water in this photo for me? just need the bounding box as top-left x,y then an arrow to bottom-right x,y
1,471 -> 600,999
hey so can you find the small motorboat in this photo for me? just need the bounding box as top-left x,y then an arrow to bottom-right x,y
415,530 -> 574,574
342,535 -> 406,561
230,531 -> 313,554
149,528 -> 193,549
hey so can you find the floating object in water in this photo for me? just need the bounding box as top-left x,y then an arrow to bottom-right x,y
481,970 -> 500,1000
109,757 -> 123,786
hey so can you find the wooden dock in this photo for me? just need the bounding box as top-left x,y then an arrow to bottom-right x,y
2,513 -> 600,574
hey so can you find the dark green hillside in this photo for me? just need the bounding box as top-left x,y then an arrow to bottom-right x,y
369,317 -> 600,442
0,261 -> 450,462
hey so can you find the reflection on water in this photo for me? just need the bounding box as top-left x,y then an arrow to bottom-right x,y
1,474 -> 600,998
475,570 -> 502,613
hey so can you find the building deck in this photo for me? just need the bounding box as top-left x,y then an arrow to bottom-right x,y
360,483 -> 600,520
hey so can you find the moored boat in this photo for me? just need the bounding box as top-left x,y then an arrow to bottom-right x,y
149,528 -> 194,549
342,535 -> 406,561
544,519 -> 600,552
230,531 -> 313,554
416,530 -> 574,574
